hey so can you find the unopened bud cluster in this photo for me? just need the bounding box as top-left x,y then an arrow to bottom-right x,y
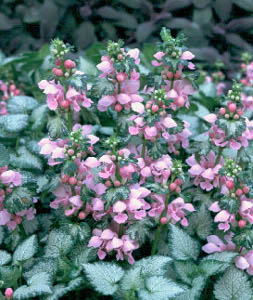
223,158 -> 242,178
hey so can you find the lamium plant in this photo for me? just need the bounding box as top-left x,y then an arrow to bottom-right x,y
0,28 -> 253,300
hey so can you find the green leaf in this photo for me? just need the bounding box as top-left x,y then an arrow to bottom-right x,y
174,261 -> 200,285
0,265 -> 20,288
0,227 -> 4,245
214,266 -> 253,300
175,276 -> 206,300
45,277 -> 83,300
120,267 -> 142,293
83,262 -> 124,295
4,186 -> 33,214
10,146 -> 43,172
89,77 -> 115,98
186,205 -> 213,240
7,96 -> 39,114
45,229 -> 74,258
102,186 -> 130,209
13,272 -> 52,300
219,196 -> 240,214
168,224 -> 200,260
134,256 -> 172,277
63,161 -> 78,175
200,252 -> 237,277
0,114 -> 28,133
0,143 -> 10,167
126,218 -> 154,244
139,276 -> 184,300
0,250 -> 11,266
233,229 -> 253,249
23,258 -> 58,280
13,235 -> 38,263
47,116 -> 68,139
31,104 -> 48,131
233,0 -> 253,11
79,56 -> 97,76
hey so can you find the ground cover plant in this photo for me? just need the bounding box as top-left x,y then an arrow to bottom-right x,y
1,28 -> 253,299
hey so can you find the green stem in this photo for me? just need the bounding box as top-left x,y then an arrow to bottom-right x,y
119,224 -> 124,237
67,110 -> 73,132
141,137 -> 146,158
151,192 -> 171,255
215,147 -> 223,165
15,136 -> 20,152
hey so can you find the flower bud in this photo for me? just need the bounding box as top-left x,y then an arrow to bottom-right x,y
238,219 -> 246,228
175,178 -> 183,186
61,174 -> 69,183
169,183 -> 176,191
226,180 -> 234,190
243,186 -> 250,194
69,177 -> 77,185
64,59 -> 76,69
152,105 -> 159,113
114,180 -> 121,187
225,114 -> 229,119
68,149 -> 74,156
52,68 -> 63,77
116,73 -> 126,82
105,180 -> 112,187
115,104 -> 123,112
175,96 -> 185,107
14,216 -> 22,225
236,189 -> 243,197
174,70 -> 181,79
160,217 -> 168,225
219,108 -> 226,115
60,100 -> 70,109
233,114 -> 239,120
56,59 -> 62,66
228,103 -> 237,113
175,186 -> 181,193
78,211 -> 86,220
5,288 -> 13,299
167,72 -> 174,79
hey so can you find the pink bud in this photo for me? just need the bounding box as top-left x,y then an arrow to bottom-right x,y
56,59 -> 62,66
238,220 -> 246,228
236,189 -> 243,197
14,216 -> 22,225
226,180 -> 234,190
64,59 -> 76,69
111,155 -> 116,161
115,103 -> 123,112
175,178 -> 183,186
174,96 -> 185,107
61,174 -> 69,183
14,89 -> 20,96
160,217 -> 168,225
175,186 -> 181,193
243,186 -> 250,194
78,211 -> 86,220
69,177 -> 77,185
118,150 -> 124,156
60,100 -> 70,109
234,114 -> 239,120
167,72 -> 173,79
116,73 -> 126,82
241,78 -> 248,85
225,114 -> 229,119
219,108 -> 226,115
146,103 -> 151,109
52,68 -> 63,77
5,288 -> 13,299
152,105 -> 159,112
117,54 -> 123,60
169,183 -> 176,191
105,180 -> 112,187
114,180 -> 121,187
228,103 -> 237,113
174,70 -> 181,79
241,63 -> 246,69
68,149 -> 74,156
9,84 -> 16,91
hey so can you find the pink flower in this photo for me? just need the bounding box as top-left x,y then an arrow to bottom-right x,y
38,80 -> 64,110
202,234 -> 235,254
167,197 -> 195,226
209,201 -> 235,232
0,170 -> 21,186
186,151 -> 223,191
166,80 -> 195,110
236,251 -> 253,275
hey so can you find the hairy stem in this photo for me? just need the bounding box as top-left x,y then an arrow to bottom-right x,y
151,192 -> 170,255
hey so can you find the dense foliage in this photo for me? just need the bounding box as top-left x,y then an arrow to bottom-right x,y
1,0 -> 253,74
1,27 -> 253,300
